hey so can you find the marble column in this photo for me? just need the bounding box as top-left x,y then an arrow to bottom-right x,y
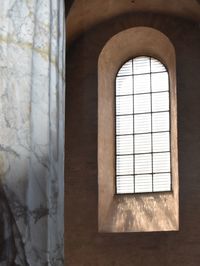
0,0 -> 65,265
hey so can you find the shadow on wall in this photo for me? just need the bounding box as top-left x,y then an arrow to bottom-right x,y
0,183 -> 28,266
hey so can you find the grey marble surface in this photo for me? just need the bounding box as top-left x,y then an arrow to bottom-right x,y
0,1 -> 65,265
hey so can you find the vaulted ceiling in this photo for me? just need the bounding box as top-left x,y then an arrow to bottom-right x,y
67,0 -> 200,46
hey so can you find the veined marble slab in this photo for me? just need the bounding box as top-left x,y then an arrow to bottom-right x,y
0,1 -> 65,265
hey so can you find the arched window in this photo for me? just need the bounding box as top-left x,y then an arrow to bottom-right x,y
98,27 -> 178,232
116,56 -> 171,194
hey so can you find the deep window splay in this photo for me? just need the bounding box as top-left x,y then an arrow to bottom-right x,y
115,56 -> 171,194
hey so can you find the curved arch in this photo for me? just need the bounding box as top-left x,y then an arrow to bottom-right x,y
98,27 -> 178,232
98,26 -> 176,81
116,55 -> 168,75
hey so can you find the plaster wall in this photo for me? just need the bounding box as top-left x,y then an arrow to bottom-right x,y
66,14 -> 200,266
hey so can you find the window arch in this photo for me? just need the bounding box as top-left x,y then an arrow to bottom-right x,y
98,27 -> 178,232
116,56 -> 171,194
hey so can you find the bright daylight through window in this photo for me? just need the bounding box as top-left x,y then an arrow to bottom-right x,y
116,56 -> 171,194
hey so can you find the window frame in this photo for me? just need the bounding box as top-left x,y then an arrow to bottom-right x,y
114,55 -> 173,195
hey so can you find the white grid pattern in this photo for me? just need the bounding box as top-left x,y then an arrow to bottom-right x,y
115,56 -> 171,194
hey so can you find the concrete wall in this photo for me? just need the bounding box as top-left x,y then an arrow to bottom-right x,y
66,14 -> 200,266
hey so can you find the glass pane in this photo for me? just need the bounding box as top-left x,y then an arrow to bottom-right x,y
133,56 -> 150,74
153,152 -> 170,173
134,74 -> 150,94
116,155 -> 133,175
116,135 -> 133,155
134,113 -> 151,133
135,174 -> 152,193
151,58 -> 166,72
152,72 -> 169,92
153,132 -> 170,152
135,134 -> 151,153
116,95 -> 133,115
152,92 -> 169,112
116,115 -> 133,135
116,175 -> 134,194
117,60 -> 132,76
153,173 -> 171,192
152,112 -> 169,132
116,76 -> 133,96
134,93 -> 151,113
135,154 -> 152,174
115,57 -> 172,194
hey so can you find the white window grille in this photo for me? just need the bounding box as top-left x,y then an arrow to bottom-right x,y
115,56 -> 171,194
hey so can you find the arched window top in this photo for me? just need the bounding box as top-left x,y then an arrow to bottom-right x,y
115,56 -> 171,194
117,56 -> 167,77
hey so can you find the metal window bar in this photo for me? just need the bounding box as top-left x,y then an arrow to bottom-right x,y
115,56 -> 172,194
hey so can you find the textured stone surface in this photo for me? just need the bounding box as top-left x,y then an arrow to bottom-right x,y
0,1 -> 65,265
66,13 -> 200,266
